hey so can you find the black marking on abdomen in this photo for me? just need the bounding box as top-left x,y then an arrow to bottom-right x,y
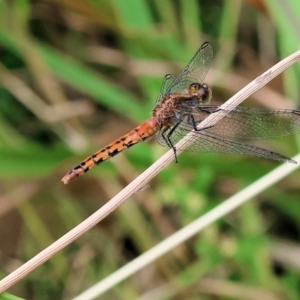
109,149 -> 119,157
125,141 -> 135,148
76,164 -> 87,173
97,158 -> 104,164
125,143 -> 134,148
91,154 -> 99,165
134,129 -> 147,141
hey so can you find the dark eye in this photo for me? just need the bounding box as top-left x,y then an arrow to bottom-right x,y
198,84 -> 212,103
199,87 -> 208,99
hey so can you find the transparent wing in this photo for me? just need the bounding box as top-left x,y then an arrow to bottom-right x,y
165,42 -> 213,95
173,102 -> 300,139
156,128 -> 295,163
155,74 -> 176,105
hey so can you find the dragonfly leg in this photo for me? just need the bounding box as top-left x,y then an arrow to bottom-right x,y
161,126 -> 172,149
162,122 -> 181,163
191,115 -> 214,131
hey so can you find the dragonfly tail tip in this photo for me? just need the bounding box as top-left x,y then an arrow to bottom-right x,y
61,176 -> 70,184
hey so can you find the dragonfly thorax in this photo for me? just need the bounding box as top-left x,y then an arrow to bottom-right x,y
188,83 -> 212,104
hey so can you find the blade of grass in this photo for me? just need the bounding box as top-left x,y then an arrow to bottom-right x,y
0,28 -> 146,120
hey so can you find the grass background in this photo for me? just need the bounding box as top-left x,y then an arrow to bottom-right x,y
0,0 -> 300,299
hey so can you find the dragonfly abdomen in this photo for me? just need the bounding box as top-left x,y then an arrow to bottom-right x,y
61,118 -> 160,184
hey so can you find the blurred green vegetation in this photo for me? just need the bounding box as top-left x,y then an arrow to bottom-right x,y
0,0 -> 300,299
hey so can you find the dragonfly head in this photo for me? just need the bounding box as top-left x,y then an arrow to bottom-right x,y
188,83 -> 212,104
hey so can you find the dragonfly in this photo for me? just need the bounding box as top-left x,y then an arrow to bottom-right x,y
62,42 -> 300,184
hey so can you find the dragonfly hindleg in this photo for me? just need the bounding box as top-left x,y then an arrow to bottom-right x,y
162,122 -> 182,163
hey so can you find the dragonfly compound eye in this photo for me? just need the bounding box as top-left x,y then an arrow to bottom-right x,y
198,83 -> 212,103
